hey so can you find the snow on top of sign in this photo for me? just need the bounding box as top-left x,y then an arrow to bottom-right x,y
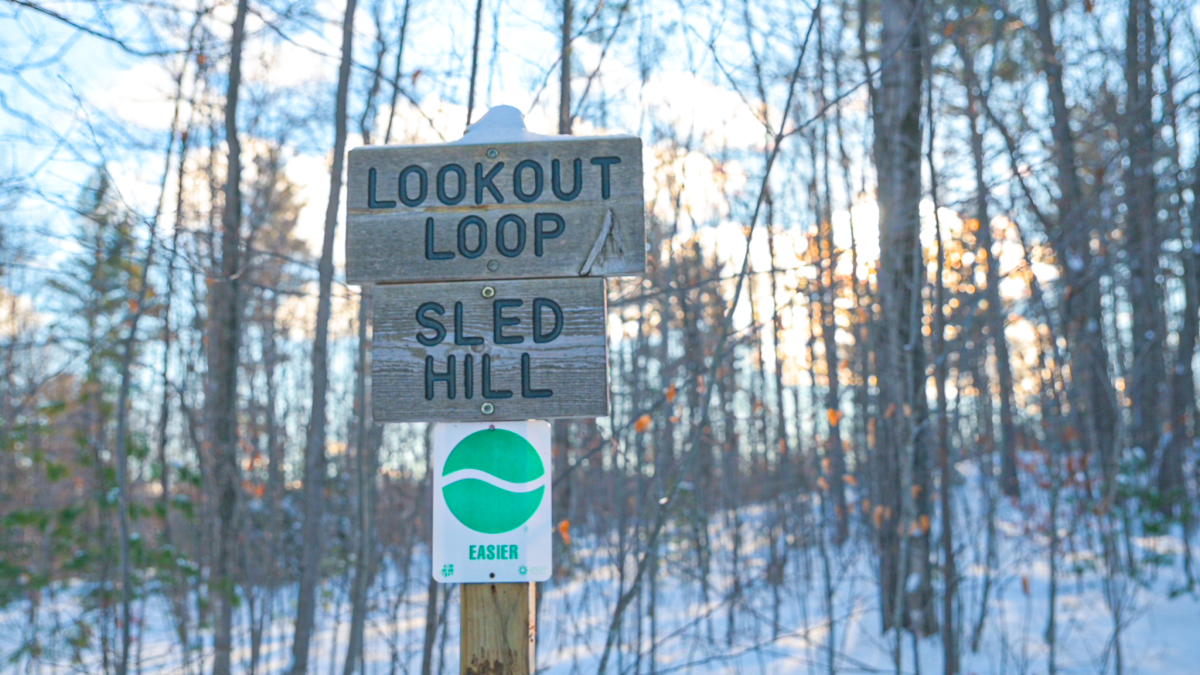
449,105 -> 635,145
451,106 -> 552,144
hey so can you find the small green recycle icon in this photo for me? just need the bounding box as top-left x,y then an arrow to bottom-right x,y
441,564 -> 454,577
518,565 -> 528,575
442,429 -> 545,534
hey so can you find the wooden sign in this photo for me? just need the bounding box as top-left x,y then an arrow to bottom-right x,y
371,277 -> 609,422
346,137 -> 645,284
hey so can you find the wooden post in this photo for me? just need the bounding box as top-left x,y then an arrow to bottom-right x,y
461,582 -> 536,675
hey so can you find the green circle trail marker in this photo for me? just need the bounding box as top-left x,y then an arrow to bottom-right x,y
442,428 -> 544,533
433,421 -> 552,583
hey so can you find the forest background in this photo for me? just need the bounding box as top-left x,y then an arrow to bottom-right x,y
2,0 -> 1199,673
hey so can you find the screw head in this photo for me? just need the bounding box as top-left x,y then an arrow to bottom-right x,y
482,286 -> 495,298
486,148 -> 499,159
487,259 -> 500,271
481,403 -> 495,415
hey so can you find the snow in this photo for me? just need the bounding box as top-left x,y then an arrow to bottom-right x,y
4,458 -> 1200,674
445,105 -> 636,146
905,573 -> 922,593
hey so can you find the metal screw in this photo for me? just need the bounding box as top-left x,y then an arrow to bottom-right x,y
481,403 -> 495,415
487,259 -> 499,272
482,286 -> 495,298
486,148 -> 499,159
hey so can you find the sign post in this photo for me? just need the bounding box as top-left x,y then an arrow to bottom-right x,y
460,583 -> 535,675
346,105 -> 644,675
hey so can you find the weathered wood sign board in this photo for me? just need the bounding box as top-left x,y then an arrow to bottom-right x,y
346,137 -> 644,284
372,277 -> 609,422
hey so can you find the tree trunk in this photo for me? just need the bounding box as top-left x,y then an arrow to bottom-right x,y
210,1 -> 250,672
1160,11 -> 1199,521
291,0 -> 357,671
928,67 -> 958,673
466,0 -> 486,128
553,0 -> 575,579
382,0 -> 413,145
1033,0 -> 1117,489
956,40 -> 1020,498
343,12 -> 394,670
1122,0 -> 1171,504
558,0 -> 572,134
871,0 -> 935,638
814,9 -> 849,544
110,48 -> 192,674
420,431 -> 439,675
343,288 -> 380,675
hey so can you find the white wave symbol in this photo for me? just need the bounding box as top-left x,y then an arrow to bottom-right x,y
441,468 -> 547,493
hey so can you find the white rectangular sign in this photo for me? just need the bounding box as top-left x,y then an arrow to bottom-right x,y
432,421 -> 552,584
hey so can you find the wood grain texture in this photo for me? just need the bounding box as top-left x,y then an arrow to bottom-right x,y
346,137 -> 645,284
372,277 -> 609,422
460,583 -> 535,675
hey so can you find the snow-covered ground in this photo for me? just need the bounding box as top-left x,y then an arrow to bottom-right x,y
5,459 -> 1199,675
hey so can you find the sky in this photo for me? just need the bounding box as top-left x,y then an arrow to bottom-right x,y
7,0 -> 1186,340
3,0 -> 773,260
0,0 -> 832,337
